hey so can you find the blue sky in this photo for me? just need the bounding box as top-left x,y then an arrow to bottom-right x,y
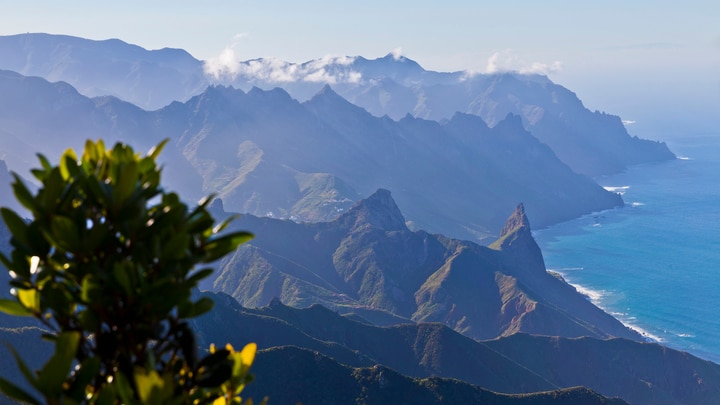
1,0 -> 718,138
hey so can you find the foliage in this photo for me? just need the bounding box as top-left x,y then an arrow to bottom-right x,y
0,139 -> 263,404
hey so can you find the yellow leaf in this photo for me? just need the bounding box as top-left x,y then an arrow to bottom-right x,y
239,343 -> 256,368
212,396 -> 227,405
17,289 -> 39,312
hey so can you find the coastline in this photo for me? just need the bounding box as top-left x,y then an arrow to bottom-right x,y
534,139 -> 720,365
549,267 -> 664,343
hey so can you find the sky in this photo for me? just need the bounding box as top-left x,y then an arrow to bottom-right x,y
1,0 -> 719,139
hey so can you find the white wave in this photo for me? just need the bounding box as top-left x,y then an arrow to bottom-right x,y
677,333 -> 695,338
624,322 -> 664,343
677,156 -> 692,160
630,202 -> 645,207
548,267 -> 584,271
603,185 -> 630,195
570,283 -> 606,303
561,277 -> 664,343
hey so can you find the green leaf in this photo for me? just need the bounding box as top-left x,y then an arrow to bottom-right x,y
147,138 -> 169,161
112,160 -> 139,206
81,275 -> 102,303
113,262 -> 134,296
186,210 -> 215,234
78,309 -> 100,331
1,207 -> 29,247
0,298 -> 32,316
212,214 -> 240,234
59,148 -> 78,180
113,372 -> 135,405
36,153 -> 52,171
203,232 -> 254,263
67,356 -> 101,401
0,376 -> 41,405
187,268 -> 215,285
134,368 -> 173,404
50,215 -> 81,252
36,331 -> 80,396
11,173 -> 37,212
39,168 -> 66,211
178,297 -> 214,319
94,383 -> 117,405
161,233 -> 190,261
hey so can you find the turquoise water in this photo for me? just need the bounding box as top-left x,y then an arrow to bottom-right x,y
534,134 -> 720,364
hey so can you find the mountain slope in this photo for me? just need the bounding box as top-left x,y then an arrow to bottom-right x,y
0,70 -> 623,242
172,84 -> 622,241
0,33 -> 206,110
224,54 -> 675,176
207,190 -> 639,341
486,333 -> 720,405
245,346 -> 628,405
194,291 -> 717,405
0,34 -> 674,178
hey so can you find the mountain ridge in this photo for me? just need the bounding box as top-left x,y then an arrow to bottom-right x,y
0,71 -> 625,242
208,189 -> 640,341
0,33 -> 675,178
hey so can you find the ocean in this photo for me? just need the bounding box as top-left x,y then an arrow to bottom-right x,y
534,134 -> 720,364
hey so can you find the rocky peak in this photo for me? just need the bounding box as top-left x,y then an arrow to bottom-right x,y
491,203 -> 546,275
491,203 -> 534,252
499,203 -> 530,240
342,189 -> 407,232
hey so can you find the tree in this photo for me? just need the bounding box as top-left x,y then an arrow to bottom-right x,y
0,139 -> 263,404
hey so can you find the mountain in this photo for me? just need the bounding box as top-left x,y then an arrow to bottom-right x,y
246,346 -> 629,405
170,84 -> 623,241
206,190 -> 639,341
0,323 -> 627,405
0,216 -> 716,405
224,54 -> 676,177
0,71 -> 622,242
0,69 -> 205,203
485,333 -> 720,405
193,291 -> 719,405
0,33 -> 206,110
0,34 -> 674,178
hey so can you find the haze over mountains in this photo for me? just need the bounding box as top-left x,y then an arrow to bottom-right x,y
0,33 -> 673,178
0,33 -> 700,404
0,34 -> 673,241
0,63 -> 633,241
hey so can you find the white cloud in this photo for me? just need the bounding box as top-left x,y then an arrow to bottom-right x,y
482,49 -> 562,76
203,33 -> 250,80
203,39 -> 362,84
391,47 -> 403,60
519,60 -> 563,75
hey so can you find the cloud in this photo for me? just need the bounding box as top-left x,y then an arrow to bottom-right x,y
482,49 -> 562,75
203,38 -> 362,84
224,55 -> 362,84
203,33 -> 249,80
391,47 -> 403,60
